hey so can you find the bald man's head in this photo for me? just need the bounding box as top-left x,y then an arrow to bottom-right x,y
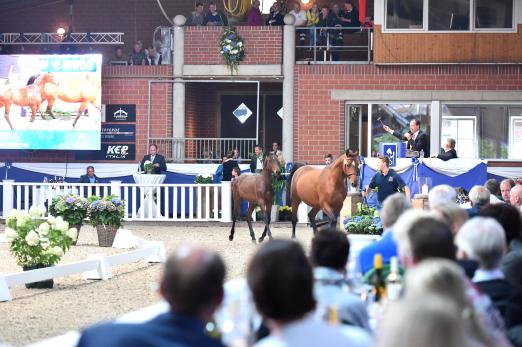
160,247 -> 225,319
510,185 -> 522,207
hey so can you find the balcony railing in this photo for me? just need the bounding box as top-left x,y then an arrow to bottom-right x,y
149,137 -> 257,163
295,26 -> 372,63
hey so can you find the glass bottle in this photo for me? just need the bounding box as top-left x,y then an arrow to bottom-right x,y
386,257 -> 402,301
371,254 -> 386,302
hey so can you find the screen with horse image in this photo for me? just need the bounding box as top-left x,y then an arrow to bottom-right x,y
0,54 -> 101,150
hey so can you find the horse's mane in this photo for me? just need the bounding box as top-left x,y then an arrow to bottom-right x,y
26,74 -> 39,85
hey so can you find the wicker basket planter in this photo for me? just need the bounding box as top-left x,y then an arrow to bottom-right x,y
96,225 -> 119,247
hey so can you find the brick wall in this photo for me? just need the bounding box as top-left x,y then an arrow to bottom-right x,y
294,64 -> 522,164
184,26 -> 283,65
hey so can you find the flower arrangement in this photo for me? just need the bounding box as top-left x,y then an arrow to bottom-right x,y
219,27 -> 245,75
87,195 -> 125,227
48,194 -> 89,226
278,205 -> 292,221
343,203 -> 383,235
143,160 -> 153,174
5,206 -> 76,267
195,173 -> 213,184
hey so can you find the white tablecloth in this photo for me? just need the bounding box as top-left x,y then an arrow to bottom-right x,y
132,174 -> 166,218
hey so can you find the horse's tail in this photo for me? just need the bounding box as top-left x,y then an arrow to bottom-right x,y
287,162 -> 306,203
26,74 -> 39,86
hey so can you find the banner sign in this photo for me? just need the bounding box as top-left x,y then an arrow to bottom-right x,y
105,104 -> 136,122
75,144 -> 136,161
101,123 -> 136,142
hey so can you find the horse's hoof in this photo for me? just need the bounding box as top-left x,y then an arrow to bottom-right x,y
228,234 -> 234,241
251,239 -> 257,244
268,236 -> 274,241
258,237 -> 264,243
29,118 -> 34,122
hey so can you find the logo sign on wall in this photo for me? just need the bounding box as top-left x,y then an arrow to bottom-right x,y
101,123 -> 136,143
75,144 -> 136,161
105,104 -> 136,122
382,144 -> 398,167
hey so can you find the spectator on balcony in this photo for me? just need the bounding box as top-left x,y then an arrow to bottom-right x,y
250,144 -> 265,173
187,2 -> 205,26
266,2 -> 284,26
203,2 -> 228,26
340,1 -> 360,28
246,0 -> 262,26
270,142 -> 285,167
307,3 -> 320,47
318,5 -> 339,47
214,156 -> 226,184
129,40 -> 147,66
109,46 -> 127,65
324,153 -> 334,166
289,3 -> 307,26
269,0 -> 287,16
146,47 -> 162,65
223,152 -> 239,181
232,148 -> 242,161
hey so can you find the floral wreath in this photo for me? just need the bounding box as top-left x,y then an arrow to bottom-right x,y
219,27 -> 245,75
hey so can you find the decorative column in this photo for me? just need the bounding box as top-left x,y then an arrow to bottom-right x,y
282,14 -> 296,163
173,15 -> 186,162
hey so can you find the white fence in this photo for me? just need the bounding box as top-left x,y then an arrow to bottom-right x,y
1,180 -> 232,222
0,241 -> 165,301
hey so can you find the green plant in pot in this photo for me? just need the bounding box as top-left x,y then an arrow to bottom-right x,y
5,206 -> 77,289
49,194 -> 88,245
87,195 -> 125,247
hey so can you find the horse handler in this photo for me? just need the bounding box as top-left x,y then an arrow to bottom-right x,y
362,156 -> 410,210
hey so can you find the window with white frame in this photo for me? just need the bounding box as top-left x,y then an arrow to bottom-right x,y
509,108 -> 522,159
384,0 -> 514,31
441,116 -> 477,158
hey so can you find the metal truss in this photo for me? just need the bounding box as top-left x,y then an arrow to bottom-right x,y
0,32 -> 124,45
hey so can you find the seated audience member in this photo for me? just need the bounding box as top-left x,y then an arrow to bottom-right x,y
378,296 -> 468,347
289,3 -> 307,27
485,178 -> 504,204
358,193 -> 410,274
324,153 -> 333,166
501,178 -> 516,203
402,259 -> 494,347
266,2 -> 284,26
186,2 -> 205,26
79,166 -> 100,183
109,46 -> 127,65
480,204 -> 522,290
128,40 -> 147,66
339,1 -> 360,28
510,185 -> 522,211
222,152 -> 238,182
246,0 -> 262,26
146,47 -> 162,65
78,247 -> 226,347
248,240 -> 372,347
467,185 -> 490,218
311,229 -> 371,331
203,2 -> 228,26
455,217 -> 522,332
435,138 -> 457,161
428,184 -> 457,208
232,148 -> 242,161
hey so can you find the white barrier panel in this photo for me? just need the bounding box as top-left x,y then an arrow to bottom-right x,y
0,242 -> 165,302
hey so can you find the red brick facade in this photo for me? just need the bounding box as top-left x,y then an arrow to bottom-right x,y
294,64 -> 522,163
184,26 -> 283,65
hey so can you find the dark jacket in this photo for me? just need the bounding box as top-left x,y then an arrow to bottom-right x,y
340,9 -> 360,27
250,153 -> 266,173
140,154 -> 167,174
203,11 -> 228,26
77,312 -> 226,347
475,279 -> 522,328
266,11 -> 284,26
392,129 -> 429,157
437,148 -> 458,161
222,159 -> 238,181
79,174 -> 100,183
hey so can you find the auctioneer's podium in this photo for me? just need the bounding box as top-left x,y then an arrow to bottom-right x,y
378,142 -> 407,167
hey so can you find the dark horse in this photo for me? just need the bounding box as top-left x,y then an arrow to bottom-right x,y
289,149 -> 360,237
229,154 -> 282,243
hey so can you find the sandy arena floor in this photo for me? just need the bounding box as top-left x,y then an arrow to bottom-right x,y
0,222 -> 313,347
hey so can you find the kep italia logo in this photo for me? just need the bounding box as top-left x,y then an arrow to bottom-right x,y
106,145 -> 129,159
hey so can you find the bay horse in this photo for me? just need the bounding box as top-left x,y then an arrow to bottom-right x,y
33,73 -> 100,127
229,154 -> 282,243
0,74 -> 55,129
289,149 -> 360,238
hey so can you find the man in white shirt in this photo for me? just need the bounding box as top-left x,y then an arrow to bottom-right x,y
289,3 -> 307,26
248,239 -> 373,347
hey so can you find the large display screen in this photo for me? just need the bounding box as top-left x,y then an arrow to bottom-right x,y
0,54 -> 102,150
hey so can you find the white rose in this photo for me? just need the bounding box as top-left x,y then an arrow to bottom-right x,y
25,230 -> 40,246
37,222 -> 50,235
51,246 -> 64,257
5,227 -> 18,243
67,227 -> 78,241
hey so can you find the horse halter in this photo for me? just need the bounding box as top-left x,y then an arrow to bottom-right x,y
343,157 -> 358,178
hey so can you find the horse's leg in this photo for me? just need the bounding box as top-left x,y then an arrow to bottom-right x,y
3,103 -> 13,130
38,103 -> 46,120
245,203 -> 257,243
229,197 -> 240,241
308,207 -> 321,235
73,102 -> 88,127
46,97 -> 56,118
291,197 -> 301,239
259,200 -> 273,243
324,209 -> 339,229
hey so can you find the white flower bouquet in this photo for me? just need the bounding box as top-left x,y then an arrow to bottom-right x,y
143,160 -> 153,174
219,27 -> 245,75
5,206 -> 76,267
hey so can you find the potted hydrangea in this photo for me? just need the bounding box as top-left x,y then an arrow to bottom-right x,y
48,194 -> 88,245
343,203 -> 383,235
5,206 -> 77,288
143,160 -> 153,174
87,195 -> 125,247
